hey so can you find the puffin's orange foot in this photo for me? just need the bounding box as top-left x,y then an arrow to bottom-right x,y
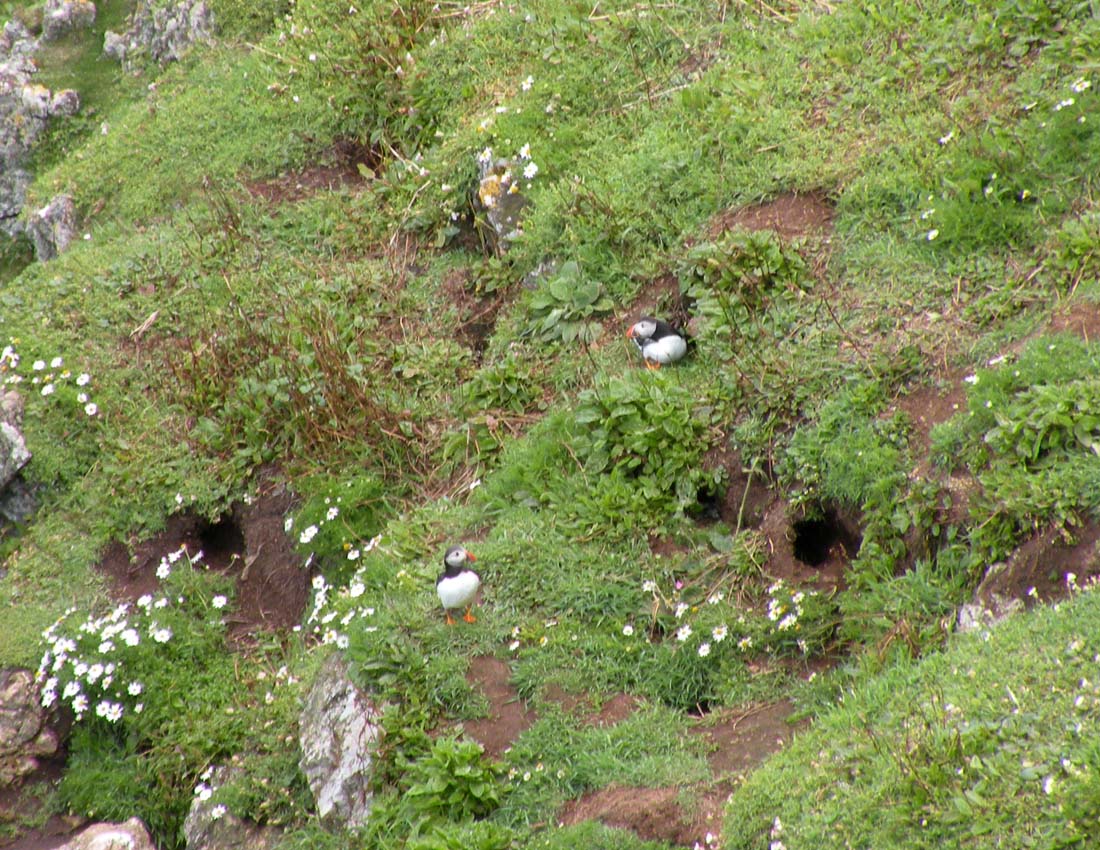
645,360 -> 661,370
463,608 -> 477,623
445,612 -> 455,625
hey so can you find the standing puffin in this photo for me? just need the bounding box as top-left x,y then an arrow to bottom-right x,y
627,316 -> 688,369
436,546 -> 480,625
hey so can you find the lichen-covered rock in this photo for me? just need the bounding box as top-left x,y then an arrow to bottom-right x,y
57,818 -> 156,850
476,154 -> 529,252
184,766 -> 282,850
0,668 -> 61,786
298,653 -> 381,828
42,0 -> 97,41
103,0 -> 214,67
0,16 -> 82,239
0,20 -> 36,58
49,88 -> 80,116
26,193 -> 76,261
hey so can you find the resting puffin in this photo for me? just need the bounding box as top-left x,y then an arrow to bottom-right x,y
627,316 -> 688,369
436,546 -> 480,625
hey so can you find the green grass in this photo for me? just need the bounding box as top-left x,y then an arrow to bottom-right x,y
4,0 -> 1100,846
725,586 -> 1100,849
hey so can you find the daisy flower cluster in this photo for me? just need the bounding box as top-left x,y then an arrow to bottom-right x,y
286,495 -> 345,548
303,532 -> 383,648
1,341 -> 100,417
36,547 -> 226,724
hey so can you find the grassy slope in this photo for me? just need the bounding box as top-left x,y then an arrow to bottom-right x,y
2,0 -> 1100,847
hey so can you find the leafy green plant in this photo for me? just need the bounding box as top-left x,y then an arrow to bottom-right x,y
984,378 -> 1100,464
524,261 -> 614,344
572,374 -> 722,509
679,228 -> 812,345
403,736 -> 504,823
461,350 -> 543,414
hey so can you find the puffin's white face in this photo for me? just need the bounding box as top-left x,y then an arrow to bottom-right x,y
444,546 -> 471,568
629,319 -> 657,341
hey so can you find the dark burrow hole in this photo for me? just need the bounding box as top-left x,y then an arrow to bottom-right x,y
196,515 -> 246,570
792,509 -> 861,567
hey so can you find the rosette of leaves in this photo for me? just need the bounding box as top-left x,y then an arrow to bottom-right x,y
678,229 -> 811,342
524,260 -> 614,343
573,375 -> 722,507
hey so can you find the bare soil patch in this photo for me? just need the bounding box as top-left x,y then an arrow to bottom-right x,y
709,191 -> 835,242
96,476 -> 308,638
691,700 -> 805,776
245,139 -> 377,204
462,656 -> 536,759
1046,299 -> 1100,340
976,521 -> 1100,608
559,700 -> 803,847
0,757 -> 81,850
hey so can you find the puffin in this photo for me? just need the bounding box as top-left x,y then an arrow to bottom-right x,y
436,546 -> 480,625
627,316 -> 688,369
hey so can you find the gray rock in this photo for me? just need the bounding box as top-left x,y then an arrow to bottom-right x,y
42,0 -> 97,41
0,20 -> 36,59
184,766 -> 281,850
26,193 -> 76,261
0,421 -> 29,487
104,0 -> 214,68
101,30 -> 126,62
57,818 -> 156,850
298,653 -> 380,828
0,668 -> 61,786
476,155 -> 529,252
957,592 -> 1023,634
49,88 -> 80,117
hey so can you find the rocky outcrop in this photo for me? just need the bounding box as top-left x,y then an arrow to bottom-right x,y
0,16 -> 81,245
184,766 -> 282,850
103,0 -> 214,67
298,653 -> 381,828
57,818 -> 156,850
42,0 -> 97,41
0,391 -> 33,528
0,668 -> 62,786
26,193 -> 76,261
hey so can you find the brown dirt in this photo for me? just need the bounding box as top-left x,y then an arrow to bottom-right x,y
1046,299 -> 1100,340
559,701 -> 804,847
708,191 -> 835,242
96,474 -> 309,638
757,499 -> 856,593
462,656 -> 802,847
691,700 -> 806,776
0,758 -> 82,850
461,656 -> 536,759
976,521 -> 1100,608
244,139 -> 377,204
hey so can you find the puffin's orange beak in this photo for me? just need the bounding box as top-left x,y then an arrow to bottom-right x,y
626,327 -> 635,339
466,552 -> 477,562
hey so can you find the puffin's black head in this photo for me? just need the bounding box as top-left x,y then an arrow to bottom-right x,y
443,545 -> 476,574
627,316 -> 660,343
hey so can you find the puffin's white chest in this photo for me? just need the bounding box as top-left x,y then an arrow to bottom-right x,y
437,570 -> 481,610
642,334 -> 687,364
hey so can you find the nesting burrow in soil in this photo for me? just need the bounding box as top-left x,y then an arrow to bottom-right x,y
245,138 -> 379,204
96,479 -> 308,637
